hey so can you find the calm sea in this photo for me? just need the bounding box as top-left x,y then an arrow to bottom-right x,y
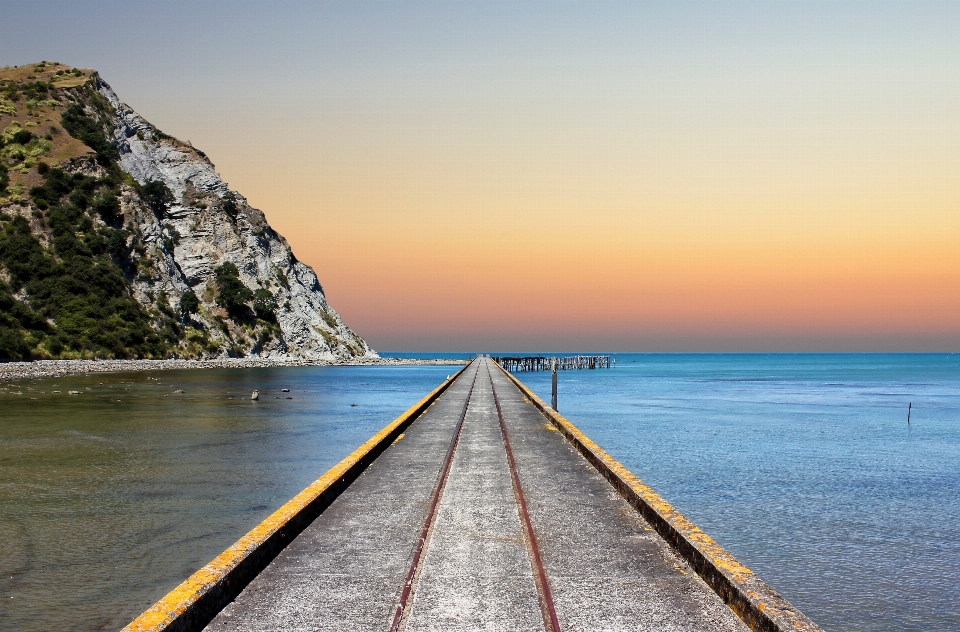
518,353 -> 960,632
1,354 -> 958,631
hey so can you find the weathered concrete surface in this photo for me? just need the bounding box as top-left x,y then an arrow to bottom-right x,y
206,357 -> 748,631
402,363 -> 543,631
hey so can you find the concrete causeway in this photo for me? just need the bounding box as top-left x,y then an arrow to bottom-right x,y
202,357 -> 751,631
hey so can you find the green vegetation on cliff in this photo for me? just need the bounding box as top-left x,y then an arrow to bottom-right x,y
0,166 -> 168,359
0,71 -> 174,360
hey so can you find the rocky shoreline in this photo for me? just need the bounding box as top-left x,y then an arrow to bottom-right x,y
0,356 -> 468,382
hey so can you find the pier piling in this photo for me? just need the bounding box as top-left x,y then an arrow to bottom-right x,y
551,358 -> 558,411
492,354 -> 612,372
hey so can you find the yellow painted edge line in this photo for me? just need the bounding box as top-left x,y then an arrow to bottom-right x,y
123,364 -> 468,632
496,363 -> 822,632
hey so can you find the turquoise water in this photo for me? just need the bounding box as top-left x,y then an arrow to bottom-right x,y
0,365 -> 455,632
519,354 -> 960,632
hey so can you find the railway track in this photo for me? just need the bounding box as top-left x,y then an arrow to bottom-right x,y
488,363 -> 561,632
389,357 -> 560,631
389,365 -> 478,631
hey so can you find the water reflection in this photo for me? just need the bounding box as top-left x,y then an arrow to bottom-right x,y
0,365 -> 453,632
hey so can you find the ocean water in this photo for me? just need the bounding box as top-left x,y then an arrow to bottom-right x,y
1,355 -> 957,631
0,364 -> 456,632
519,354 -> 960,632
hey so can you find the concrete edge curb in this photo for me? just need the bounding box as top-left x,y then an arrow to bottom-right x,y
123,362 -> 470,632
495,362 -> 822,632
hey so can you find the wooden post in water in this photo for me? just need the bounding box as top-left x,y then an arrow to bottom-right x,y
551,358 -> 558,411
908,402 -> 912,425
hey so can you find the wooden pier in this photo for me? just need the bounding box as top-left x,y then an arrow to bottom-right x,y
492,355 -> 613,372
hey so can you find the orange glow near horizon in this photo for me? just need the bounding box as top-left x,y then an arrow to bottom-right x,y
236,161 -> 960,350
214,93 -> 960,351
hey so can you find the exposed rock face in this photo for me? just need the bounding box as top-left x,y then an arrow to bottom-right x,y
92,74 -> 374,360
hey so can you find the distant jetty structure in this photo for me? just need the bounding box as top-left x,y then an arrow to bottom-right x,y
493,354 -> 613,372
125,356 -> 820,632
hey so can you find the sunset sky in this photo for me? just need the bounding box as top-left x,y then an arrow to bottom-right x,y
4,1 -> 960,351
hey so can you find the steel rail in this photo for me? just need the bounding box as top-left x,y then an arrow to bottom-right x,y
487,363 -> 562,632
389,361 -> 479,632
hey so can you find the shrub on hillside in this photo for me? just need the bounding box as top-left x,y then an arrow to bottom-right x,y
60,104 -> 117,165
253,288 -> 278,321
28,167 -> 73,206
0,281 -> 42,360
221,192 -> 239,217
179,289 -> 199,316
92,191 -> 121,223
141,180 -> 174,217
10,129 -> 33,145
214,262 -> 253,319
0,325 -> 30,360
106,228 -> 131,260
20,81 -> 54,101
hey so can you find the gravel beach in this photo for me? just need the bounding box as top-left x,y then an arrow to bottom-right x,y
0,356 -> 468,382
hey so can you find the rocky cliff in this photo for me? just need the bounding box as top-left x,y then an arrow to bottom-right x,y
0,62 -> 375,361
